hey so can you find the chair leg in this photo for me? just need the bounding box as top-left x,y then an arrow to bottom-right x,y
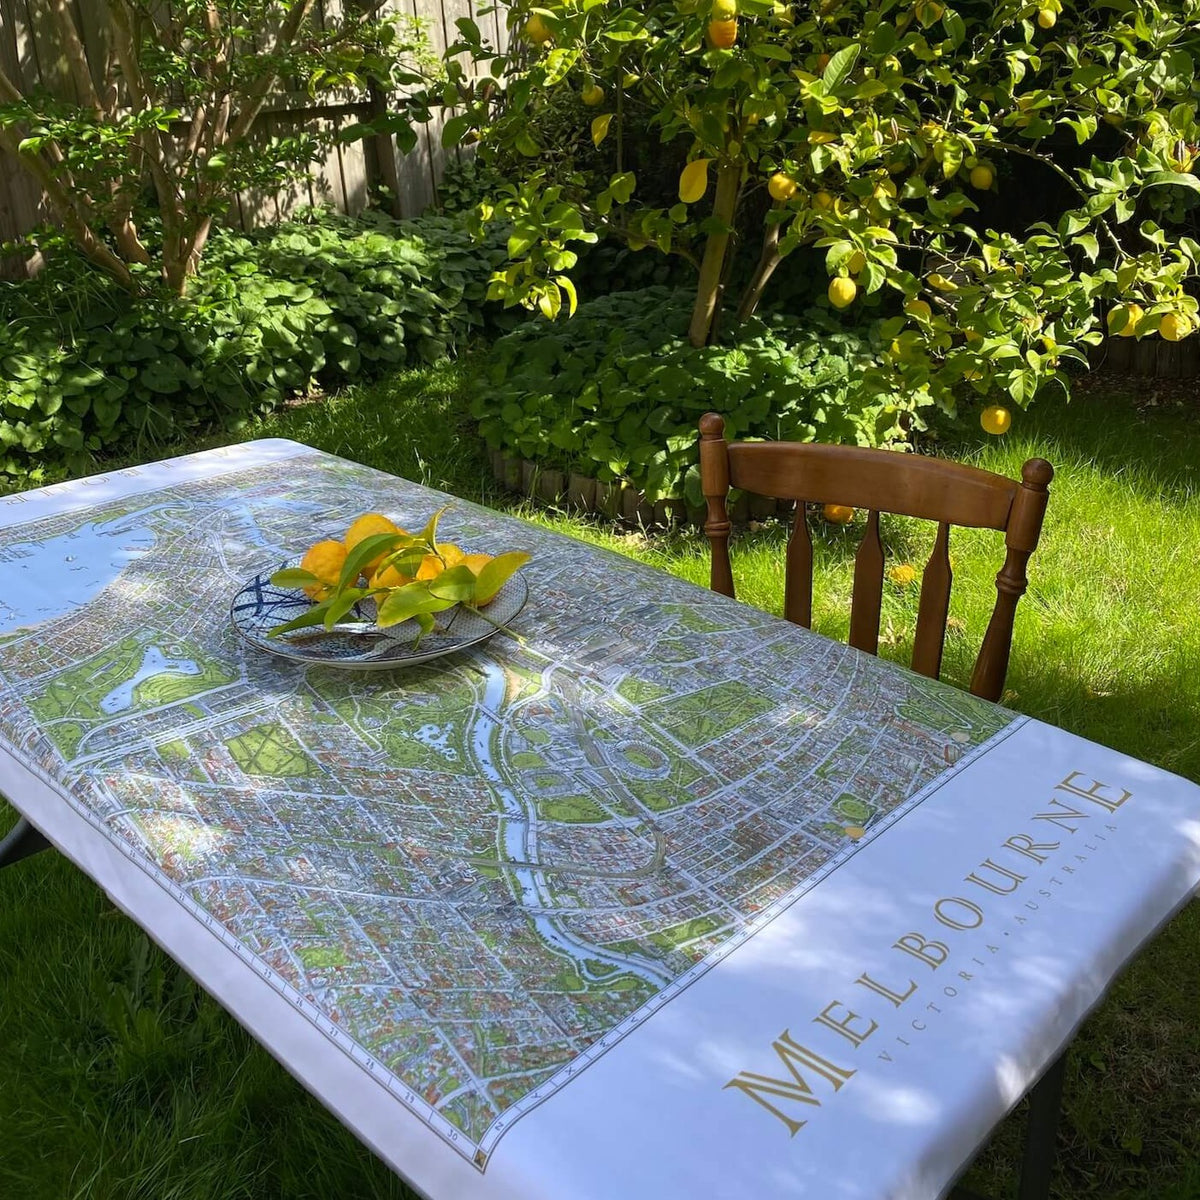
0,816 -> 51,868
1017,1050 -> 1067,1200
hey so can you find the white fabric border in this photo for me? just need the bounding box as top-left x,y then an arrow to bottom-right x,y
0,438 -> 312,529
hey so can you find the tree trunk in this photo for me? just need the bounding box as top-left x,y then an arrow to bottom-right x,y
687,160 -> 743,348
736,217 -> 782,323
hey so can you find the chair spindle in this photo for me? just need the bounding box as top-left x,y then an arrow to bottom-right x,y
912,522 -> 952,679
699,413 -> 735,599
784,505 -> 813,627
849,510 -> 884,655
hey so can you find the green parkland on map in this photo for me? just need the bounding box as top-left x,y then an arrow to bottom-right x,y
0,451 -> 1013,1163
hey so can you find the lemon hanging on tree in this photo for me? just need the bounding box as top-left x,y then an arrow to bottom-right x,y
1037,7 -> 1056,28
767,173 -> 797,202
708,17 -> 738,47
582,83 -> 605,106
679,158 -> 711,204
980,405 -> 1011,435
828,277 -> 857,310
969,163 -> 994,190
1159,313 -> 1193,342
524,13 -> 553,43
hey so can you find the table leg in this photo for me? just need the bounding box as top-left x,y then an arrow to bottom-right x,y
1017,1050 -> 1067,1200
949,1048 -> 1067,1200
0,816 -> 51,868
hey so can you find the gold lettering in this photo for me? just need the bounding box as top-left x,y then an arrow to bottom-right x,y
723,1030 -> 856,1136
965,858 -> 1026,896
1002,833 -> 1059,865
893,931 -> 949,969
813,1001 -> 878,1048
1056,771 -> 1131,812
855,972 -> 918,1007
934,896 -> 985,930
1032,797 -> 1088,833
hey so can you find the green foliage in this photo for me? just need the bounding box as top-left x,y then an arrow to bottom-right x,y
0,211 -> 508,479
443,0 -> 1200,403
474,286 -> 889,505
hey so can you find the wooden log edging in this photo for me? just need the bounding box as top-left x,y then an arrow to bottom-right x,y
486,449 -> 794,529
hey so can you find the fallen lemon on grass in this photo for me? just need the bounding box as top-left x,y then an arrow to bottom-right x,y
823,503 -> 855,524
887,563 -> 917,587
981,405 -> 1012,435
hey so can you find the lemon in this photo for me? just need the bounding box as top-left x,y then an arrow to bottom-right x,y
581,83 -> 605,107
371,562 -> 412,589
712,0 -> 737,18
828,277 -> 857,309
887,563 -> 917,586
969,164 -> 994,190
708,16 -> 738,47
679,158 -> 711,204
300,539 -> 349,601
1159,312 -> 1192,342
524,14 -> 553,43
813,190 -> 835,210
344,512 -> 404,578
822,503 -> 855,524
1111,302 -> 1145,338
1037,7 -> 1056,28
980,405 -> 1011,436
905,298 -> 932,320
767,173 -> 798,202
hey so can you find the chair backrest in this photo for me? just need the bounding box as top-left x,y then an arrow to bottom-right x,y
698,412 -> 1054,702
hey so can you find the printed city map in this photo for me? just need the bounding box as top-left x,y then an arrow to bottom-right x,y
0,447 -> 1015,1164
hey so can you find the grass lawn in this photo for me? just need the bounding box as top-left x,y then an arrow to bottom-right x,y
2,361 -> 1199,1198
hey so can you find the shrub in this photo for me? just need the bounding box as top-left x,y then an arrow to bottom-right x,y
0,2 -> 432,295
0,209 -> 508,478
474,286 -> 885,506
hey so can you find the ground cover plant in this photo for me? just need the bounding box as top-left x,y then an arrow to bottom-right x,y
445,0 -> 1200,422
1,366 -> 1198,1198
476,285 -> 881,503
0,209 -> 508,479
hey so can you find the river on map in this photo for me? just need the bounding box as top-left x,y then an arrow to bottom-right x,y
471,659 -> 671,988
99,645 -> 201,715
0,513 -> 157,634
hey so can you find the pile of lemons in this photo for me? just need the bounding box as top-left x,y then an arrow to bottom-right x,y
298,513 -> 496,603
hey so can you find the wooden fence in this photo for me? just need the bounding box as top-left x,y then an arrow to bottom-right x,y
0,0 -> 511,259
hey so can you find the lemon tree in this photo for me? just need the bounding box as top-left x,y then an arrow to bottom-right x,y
440,0 -> 1199,423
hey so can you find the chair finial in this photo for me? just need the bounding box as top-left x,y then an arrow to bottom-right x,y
1021,458 -> 1054,489
699,412 -> 726,440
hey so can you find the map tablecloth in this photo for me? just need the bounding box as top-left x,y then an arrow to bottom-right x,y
1,439 -> 1198,1199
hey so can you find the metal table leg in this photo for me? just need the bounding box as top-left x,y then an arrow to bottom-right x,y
951,1048 -> 1067,1200
0,816 -> 51,868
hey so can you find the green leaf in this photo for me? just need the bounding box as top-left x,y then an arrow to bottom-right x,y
442,114 -> 473,148
427,564 -> 477,603
338,532 -> 412,591
473,551 -> 531,604
324,587 -> 369,629
267,600 -> 334,638
1145,171 -> 1200,194
269,567 -> 321,590
822,44 -> 860,91
376,582 -> 457,628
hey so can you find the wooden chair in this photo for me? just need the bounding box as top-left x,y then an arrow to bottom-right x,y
698,413 -> 1054,702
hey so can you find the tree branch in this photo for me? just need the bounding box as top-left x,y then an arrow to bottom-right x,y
225,0 -> 320,149
48,0 -> 104,118
0,126 -> 134,289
